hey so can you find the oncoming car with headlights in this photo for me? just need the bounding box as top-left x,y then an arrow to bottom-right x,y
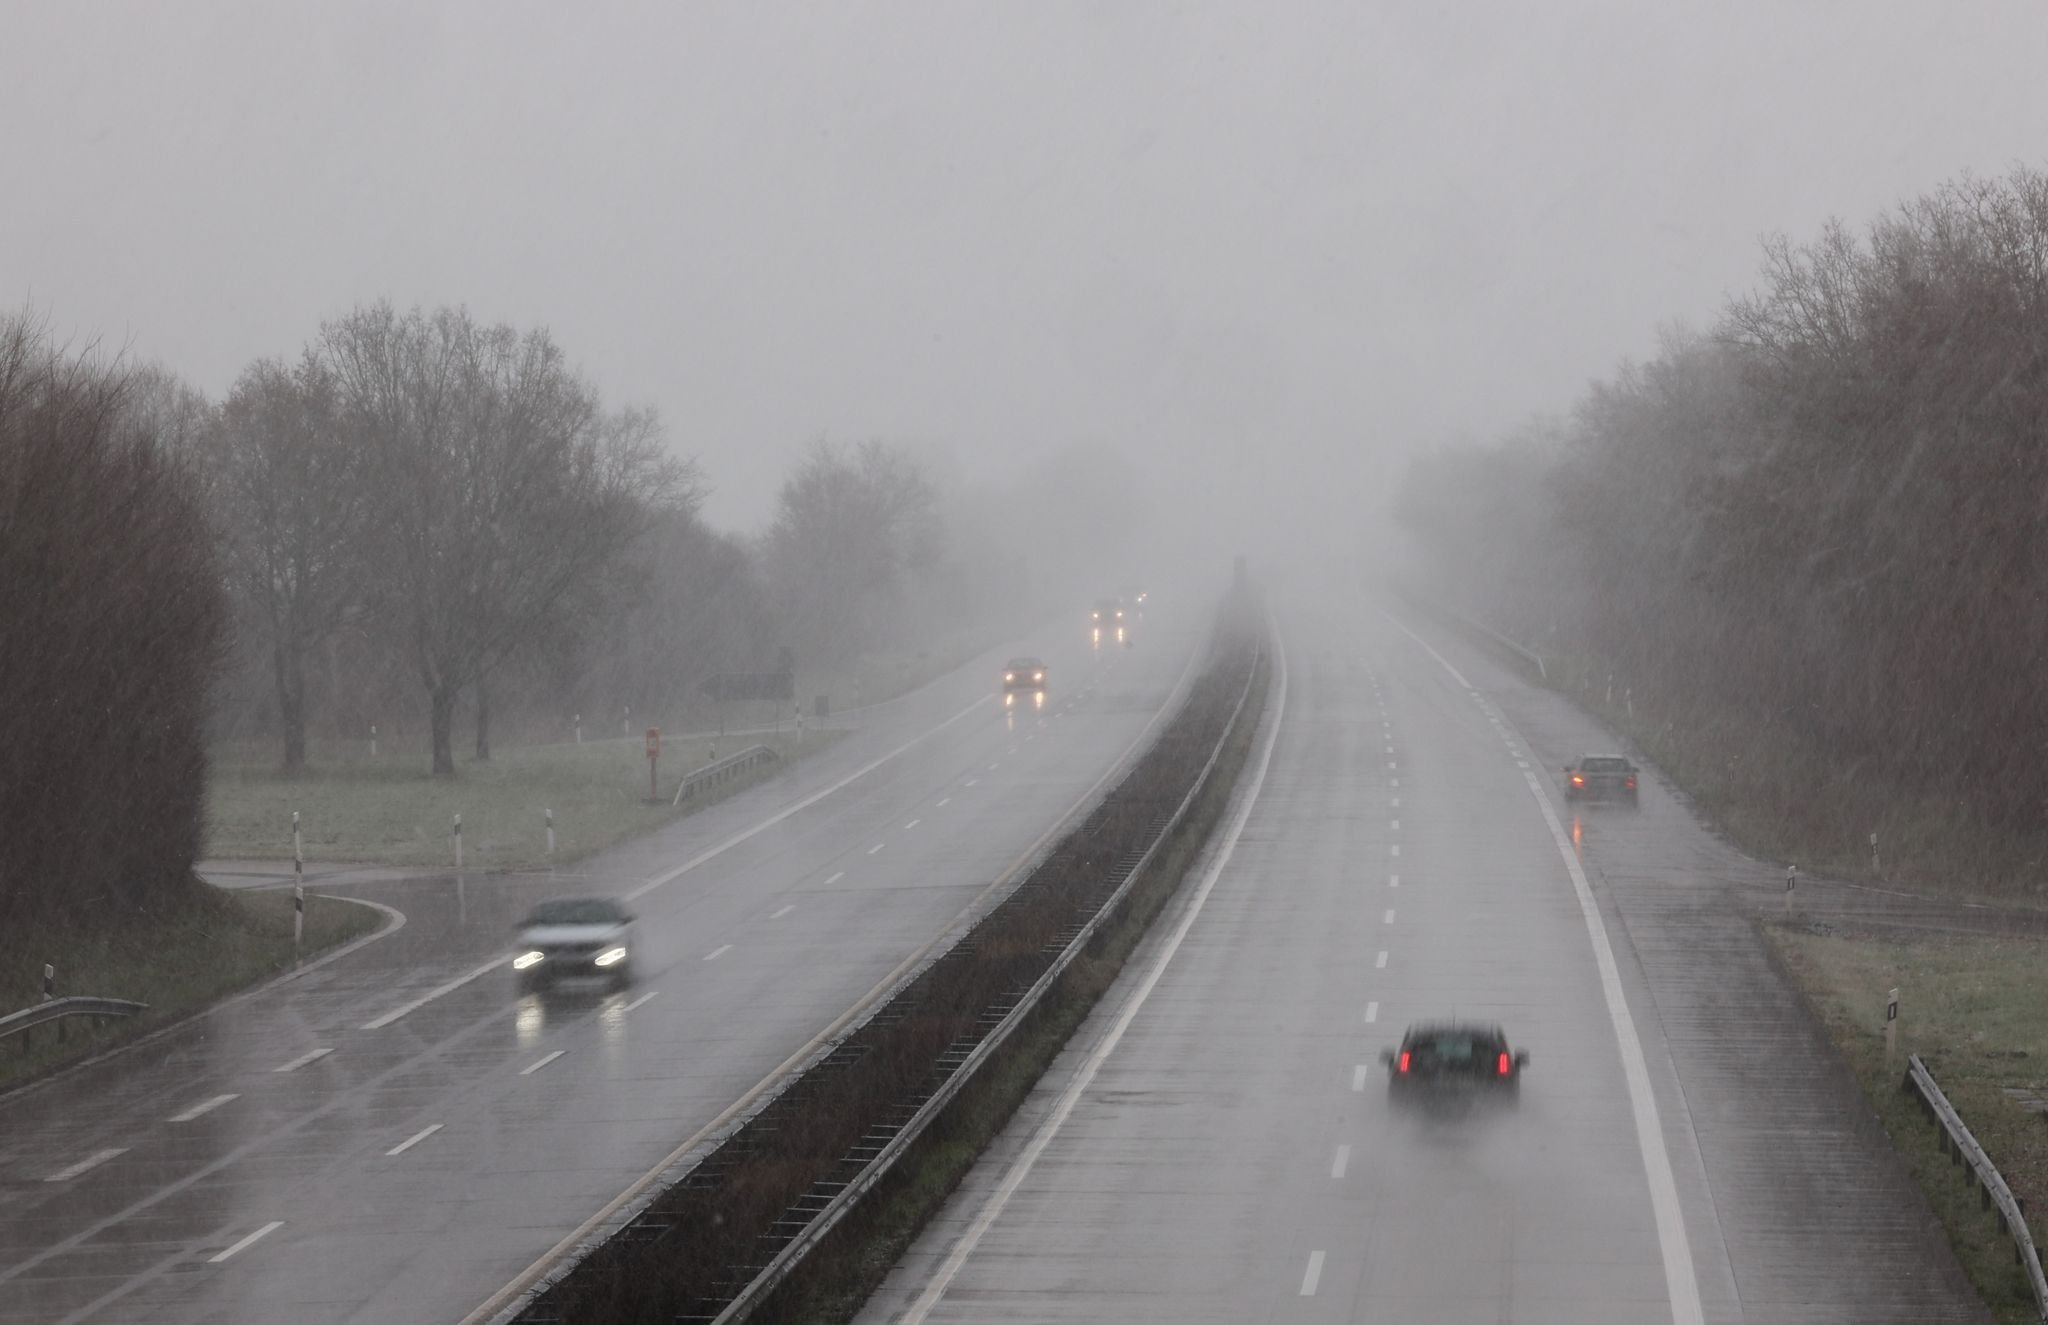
1002,656 -> 1047,708
513,896 -> 636,992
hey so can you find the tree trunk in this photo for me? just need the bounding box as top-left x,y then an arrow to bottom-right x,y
474,678 -> 492,762
273,641 -> 307,774
430,684 -> 458,777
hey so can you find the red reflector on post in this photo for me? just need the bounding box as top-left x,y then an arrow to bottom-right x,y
1398,1051 -> 1410,1074
1499,1052 -> 1511,1075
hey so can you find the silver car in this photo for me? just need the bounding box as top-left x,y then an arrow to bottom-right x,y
513,896 -> 636,992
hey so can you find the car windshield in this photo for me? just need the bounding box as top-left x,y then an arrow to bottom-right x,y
525,899 -> 624,927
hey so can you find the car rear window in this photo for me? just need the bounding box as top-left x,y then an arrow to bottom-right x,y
526,899 -> 624,925
1409,1033 -> 1495,1062
1582,757 -> 1630,772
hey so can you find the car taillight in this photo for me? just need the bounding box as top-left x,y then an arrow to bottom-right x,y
1398,1051 -> 1410,1074
1498,1052 -> 1511,1076
1571,774 -> 1584,785
1625,776 -> 1637,788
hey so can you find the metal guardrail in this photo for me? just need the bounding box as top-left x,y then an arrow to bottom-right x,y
0,996 -> 150,1052
672,744 -> 778,807
703,632 -> 1266,1324
1903,1053 -> 2048,1322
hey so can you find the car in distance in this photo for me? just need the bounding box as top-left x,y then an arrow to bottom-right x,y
1091,597 -> 1127,645
1002,656 -> 1048,709
1564,753 -> 1639,805
513,896 -> 636,992
1380,1021 -> 1528,1106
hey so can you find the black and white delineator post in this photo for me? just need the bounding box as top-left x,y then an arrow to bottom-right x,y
42,962 -> 53,1001
292,810 -> 305,961
1784,863 -> 1798,915
1885,986 -> 1899,1058
1870,831 -> 1881,877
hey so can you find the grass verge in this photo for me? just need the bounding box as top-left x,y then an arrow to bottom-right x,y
0,884 -> 381,1093
205,730 -> 835,871
748,645 -> 1270,1324
1765,924 -> 2048,1325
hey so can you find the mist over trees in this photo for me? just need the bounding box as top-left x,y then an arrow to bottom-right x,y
1398,165 -> 2048,855
0,316 -> 226,923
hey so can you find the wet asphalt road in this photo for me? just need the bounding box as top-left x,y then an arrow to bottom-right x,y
856,584 -> 1992,1324
0,605 -> 1199,1325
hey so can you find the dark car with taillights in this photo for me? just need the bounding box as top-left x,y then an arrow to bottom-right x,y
1381,1021 -> 1527,1106
1564,753 -> 1639,805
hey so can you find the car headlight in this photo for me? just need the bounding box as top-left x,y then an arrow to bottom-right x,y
1034,671 -> 1044,682
1004,672 -> 1014,682
594,947 -> 628,968
513,950 -> 545,970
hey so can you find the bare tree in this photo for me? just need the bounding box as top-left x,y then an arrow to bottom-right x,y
212,354 -> 369,772
322,303 -> 688,775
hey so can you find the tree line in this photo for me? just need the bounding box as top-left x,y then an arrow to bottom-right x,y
1398,165 -> 2048,846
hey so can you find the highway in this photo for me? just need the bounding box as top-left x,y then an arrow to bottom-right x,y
0,599 -> 1200,1325
856,585 -> 1991,1324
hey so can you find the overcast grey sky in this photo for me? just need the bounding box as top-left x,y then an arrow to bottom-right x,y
6,2 -> 2046,538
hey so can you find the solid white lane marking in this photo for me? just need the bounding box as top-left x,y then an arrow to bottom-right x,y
1383,909 -> 1395,924
621,694 -> 993,904
621,990 -> 659,1013
824,871 -> 845,886
168,1094 -> 238,1123
1365,1001 -> 1379,1022
1389,873 -> 1399,888
44,1148 -> 127,1182
936,797 -> 951,807
904,819 -> 921,830
1331,1144 -> 1350,1179
1386,612 -> 1473,688
868,842 -> 885,855
1375,950 -> 1388,969
769,904 -> 795,920
900,633 -> 1288,1325
704,945 -> 733,962
1352,1064 -> 1368,1091
208,1221 -> 283,1263
1390,843 -> 1400,857
519,1050 -> 565,1076
386,1123 -> 443,1156
1300,1250 -> 1325,1296
1524,770 -> 1703,1324
272,1047 -> 333,1073
362,957 -> 507,1030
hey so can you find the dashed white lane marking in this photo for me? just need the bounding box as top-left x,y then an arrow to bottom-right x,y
704,945 -> 733,962
1386,761 -> 1396,770
1390,776 -> 1400,788
620,990 -> 659,1013
1390,843 -> 1401,857
208,1221 -> 283,1263
769,904 -> 795,920
1364,1001 -> 1379,1022
824,871 -> 845,886
1389,873 -> 1399,888
1391,796 -> 1400,808
1390,818 -> 1400,831
168,1094 -> 238,1123
1300,1250 -> 1325,1296
898,635 -> 1289,1325
937,797 -> 951,807
989,761 -> 1000,770
1385,745 -> 1394,754
1383,909 -> 1395,924
1517,759 -> 1529,768
965,778 -> 979,787
386,1124 -> 443,1156
1375,950 -> 1388,969
520,1050 -> 565,1076
45,1148 -> 127,1182
1352,1065 -> 1368,1091
868,843 -> 886,855
1331,1145 -> 1351,1179
1524,769 -> 1705,1324
621,693 -> 992,905
904,819 -> 921,830
273,1048 -> 333,1073
362,956 -> 508,1029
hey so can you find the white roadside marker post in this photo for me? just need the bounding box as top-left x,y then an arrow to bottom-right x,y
369,723 -> 377,759
545,808 -> 555,863
42,962 -> 54,1002
1885,986 -> 1899,1061
292,810 -> 304,962
453,813 -> 463,871
1870,831 -> 1881,878
1785,862 -> 1797,916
